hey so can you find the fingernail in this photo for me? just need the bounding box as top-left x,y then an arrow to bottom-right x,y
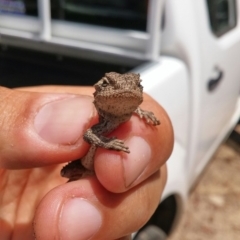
34,96 -> 94,144
123,137 -> 151,187
59,198 -> 102,240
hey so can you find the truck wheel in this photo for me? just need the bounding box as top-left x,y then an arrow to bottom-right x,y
134,225 -> 167,240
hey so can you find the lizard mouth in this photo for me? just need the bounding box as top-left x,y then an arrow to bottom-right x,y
95,89 -> 142,98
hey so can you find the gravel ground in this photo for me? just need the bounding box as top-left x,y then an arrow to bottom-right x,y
168,135 -> 240,240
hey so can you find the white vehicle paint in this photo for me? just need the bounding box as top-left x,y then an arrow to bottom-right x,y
135,0 -> 240,237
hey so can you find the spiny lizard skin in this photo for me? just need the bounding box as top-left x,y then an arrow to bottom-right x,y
61,72 -> 160,181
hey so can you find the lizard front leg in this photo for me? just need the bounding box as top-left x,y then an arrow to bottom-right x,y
83,121 -> 130,153
61,121 -> 130,181
135,107 -> 160,125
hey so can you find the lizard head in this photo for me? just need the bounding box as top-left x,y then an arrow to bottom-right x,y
93,72 -> 143,120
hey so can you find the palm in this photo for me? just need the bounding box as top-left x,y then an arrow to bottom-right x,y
0,165 -> 65,239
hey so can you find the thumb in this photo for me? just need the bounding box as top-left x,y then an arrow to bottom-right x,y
0,86 -> 96,169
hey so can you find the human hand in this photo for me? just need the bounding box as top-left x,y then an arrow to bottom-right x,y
0,85 -> 173,240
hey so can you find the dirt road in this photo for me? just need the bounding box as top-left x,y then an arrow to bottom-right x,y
168,139 -> 240,240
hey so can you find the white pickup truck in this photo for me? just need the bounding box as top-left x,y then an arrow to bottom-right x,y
0,0 -> 240,239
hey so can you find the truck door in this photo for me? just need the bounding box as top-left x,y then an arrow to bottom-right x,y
192,0 -> 240,179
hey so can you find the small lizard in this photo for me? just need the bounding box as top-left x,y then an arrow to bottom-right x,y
61,72 -> 160,181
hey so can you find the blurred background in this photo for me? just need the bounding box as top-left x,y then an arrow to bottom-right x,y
0,0 -> 147,87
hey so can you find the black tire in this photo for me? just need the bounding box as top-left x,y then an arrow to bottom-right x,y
134,225 -> 167,240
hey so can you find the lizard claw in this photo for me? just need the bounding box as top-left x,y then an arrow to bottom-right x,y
135,108 -> 160,126
106,138 -> 130,153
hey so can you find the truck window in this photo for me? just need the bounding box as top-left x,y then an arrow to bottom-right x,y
206,0 -> 237,36
0,0 -> 38,16
51,0 -> 148,31
0,1 -> 162,64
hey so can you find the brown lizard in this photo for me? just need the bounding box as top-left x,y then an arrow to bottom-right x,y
61,72 -> 160,181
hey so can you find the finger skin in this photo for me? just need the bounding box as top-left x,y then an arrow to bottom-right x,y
17,86 -> 174,193
20,87 -> 173,240
16,85 -> 95,95
0,85 -> 171,240
18,86 -> 172,196
0,86 -> 97,169
34,166 -> 167,240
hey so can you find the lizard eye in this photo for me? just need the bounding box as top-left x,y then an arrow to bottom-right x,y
137,79 -> 142,88
102,78 -> 109,87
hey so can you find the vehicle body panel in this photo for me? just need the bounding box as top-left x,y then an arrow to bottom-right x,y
162,0 -> 240,188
